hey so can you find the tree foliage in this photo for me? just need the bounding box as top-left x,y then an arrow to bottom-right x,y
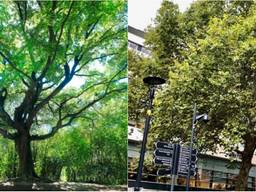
0,0 -> 127,180
128,50 -> 150,122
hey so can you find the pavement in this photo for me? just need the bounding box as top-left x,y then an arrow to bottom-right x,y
0,181 -> 127,191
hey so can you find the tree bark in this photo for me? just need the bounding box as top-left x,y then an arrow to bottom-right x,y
235,134 -> 256,191
14,134 -> 38,179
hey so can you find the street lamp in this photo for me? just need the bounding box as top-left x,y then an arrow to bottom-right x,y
134,76 -> 165,191
186,103 -> 209,191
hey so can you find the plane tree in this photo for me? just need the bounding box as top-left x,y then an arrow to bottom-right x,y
149,2 -> 256,190
129,0 -> 256,190
0,1 -> 127,180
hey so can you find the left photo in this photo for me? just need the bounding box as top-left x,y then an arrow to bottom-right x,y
0,1 -> 127,191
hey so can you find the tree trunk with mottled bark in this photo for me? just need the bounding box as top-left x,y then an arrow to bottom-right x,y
15,134 -> 38,179
235,134 -> 256,191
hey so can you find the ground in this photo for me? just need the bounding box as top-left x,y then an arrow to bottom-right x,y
0,181 -> 127,191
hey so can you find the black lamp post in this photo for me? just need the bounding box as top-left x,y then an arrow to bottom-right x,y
186,103 -> 209,191
134,76 -> 165,191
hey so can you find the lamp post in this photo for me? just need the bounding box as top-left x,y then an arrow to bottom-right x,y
186,103 -> 208,191
134,76 -> 165,191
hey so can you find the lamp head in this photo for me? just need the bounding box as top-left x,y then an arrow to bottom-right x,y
143,76 -> 165,86
195,113 -> 209,123
202,113 -> 209,122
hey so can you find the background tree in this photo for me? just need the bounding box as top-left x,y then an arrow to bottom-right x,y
128,50 -> 153,123
0,1 -> 126,180
144,1 -> 183,79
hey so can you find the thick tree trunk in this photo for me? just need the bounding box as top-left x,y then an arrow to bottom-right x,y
235,134 -> 256,191
14,134 -> 38,179
236,155 -> 252,190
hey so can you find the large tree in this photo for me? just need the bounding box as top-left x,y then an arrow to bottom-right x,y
0,1 -> 126,180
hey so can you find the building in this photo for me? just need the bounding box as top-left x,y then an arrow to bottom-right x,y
128,122 -> 256,191
128,26 -> 150,57
128,25 -> 256,191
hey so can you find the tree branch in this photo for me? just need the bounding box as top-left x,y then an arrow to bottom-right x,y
76,19 -> 125,64
39,1 -> 74,80
31,87 -> 126,141
21,78 -> 30,88
14,1 -> 28,32
35,78 -> 69,112
0,88 -> 14,127
42,83 -> 55,91
57,64 -> 126,108
84,15 -> 102,39
0,128 -> 16,140
74,73 -> 101,77
63,87 -> 126,122
104,63 -> 127,93
36,54 -> 81,112
0,51 -> 31,80
75,52 -> 118,73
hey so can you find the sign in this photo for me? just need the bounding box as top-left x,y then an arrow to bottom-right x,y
178,163 -> 196,171
153,143 -> 198,177
178,170 -> 196,177
179,154 -> 197,162
154,148 -> 173,158
153,142 -> 174,167
179,147 -> 198,164
178,162 -> 196,168
154,156 -> 172,166
155,142 -> 174,150
174,146 -> 198,176
157,168 -> 172,176
180,147 -> 197,155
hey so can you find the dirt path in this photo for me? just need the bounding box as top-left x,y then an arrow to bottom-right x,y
0,181 -> 127,191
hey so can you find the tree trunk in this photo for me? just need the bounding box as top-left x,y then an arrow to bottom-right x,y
15,134 -> 38,179
235,134 -> 256,191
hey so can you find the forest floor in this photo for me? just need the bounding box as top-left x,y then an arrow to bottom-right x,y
0,181 -> 127,191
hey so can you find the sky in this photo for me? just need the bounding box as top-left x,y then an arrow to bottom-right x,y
128,0 -> 194,31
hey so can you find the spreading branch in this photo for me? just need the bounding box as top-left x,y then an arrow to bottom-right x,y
35,56 -> 79,112
57,62 -> 127,108
30,86 -> 126,141
62,87 -> 126,123
0,128 -> 16,140
84,15 -> 102,39
0,88 -> 14,127
14,1 -> 27,27
76,18 -> 125,64
21,78 -> 30,88
75,53 -> 118,73
39,1 -> 74,80
42,83 -> 55,91
0,51 -> 31,80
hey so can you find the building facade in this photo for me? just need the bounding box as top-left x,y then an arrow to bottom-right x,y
128,123 -> 256,191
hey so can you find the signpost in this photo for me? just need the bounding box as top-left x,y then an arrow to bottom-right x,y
153,142 -> 198,191
153,142 -> 174,165
154,142 -> 175,191
154,156 -> 172,166
154,148 -> 173,158
178,147 -> 197,177
155,141 -> 174,150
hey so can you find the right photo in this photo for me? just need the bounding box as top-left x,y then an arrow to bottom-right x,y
128,0 -> 256,191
